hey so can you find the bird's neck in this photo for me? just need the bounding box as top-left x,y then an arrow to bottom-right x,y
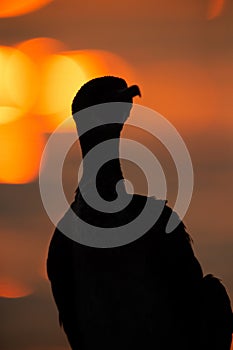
78,124 -> 125,201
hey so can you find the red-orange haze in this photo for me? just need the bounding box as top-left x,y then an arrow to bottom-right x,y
0,0 -> 232,349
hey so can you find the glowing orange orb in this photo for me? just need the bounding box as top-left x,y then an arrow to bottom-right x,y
37,53 -> 87,117
0,277 -> 32,298
40,49 -> 135,131
17,37 -> 65,65
0,118 -> 45,184
0,45 -> 37,119
0,0 -> 53,18
17,38 -> 69,130
0,107 -> 23,125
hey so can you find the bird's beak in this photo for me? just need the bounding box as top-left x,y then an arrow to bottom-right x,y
117,85 -> 141,101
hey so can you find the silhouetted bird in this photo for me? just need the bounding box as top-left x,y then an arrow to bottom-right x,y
47,76 -> 233,350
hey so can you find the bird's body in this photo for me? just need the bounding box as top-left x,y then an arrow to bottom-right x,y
48,195 -> 203,350
47,76 -> 232,350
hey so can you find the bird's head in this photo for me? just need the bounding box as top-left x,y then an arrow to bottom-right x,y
72,76 -> 141,127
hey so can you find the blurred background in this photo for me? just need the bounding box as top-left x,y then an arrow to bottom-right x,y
0,0 -> 232,349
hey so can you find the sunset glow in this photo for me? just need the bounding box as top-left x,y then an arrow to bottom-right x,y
138,60 -> 219,129
17,37 -> 65,65
0,0 -> 232,348
0,106 -> 23,125
0,277 -> 32,298
68,50 -> 135,82
0,118 -> 45,184
0,46 -> 37,116
0,42 -> 135,135
0,39 -> 137,183
0,0 -> 53,18
38,49 -> 135,131
207,0 -> 226,20
38,54 -> 87,116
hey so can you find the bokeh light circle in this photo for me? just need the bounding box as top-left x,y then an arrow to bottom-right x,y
0,0 -> 53,18
0,118 -> 45,184
0,45 -> 37,117
38,54 -> 87,116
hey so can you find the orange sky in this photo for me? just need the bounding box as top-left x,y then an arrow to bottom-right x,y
0,1 -> 232,349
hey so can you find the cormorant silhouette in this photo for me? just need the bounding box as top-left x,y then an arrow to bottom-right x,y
47,76 -> 233,350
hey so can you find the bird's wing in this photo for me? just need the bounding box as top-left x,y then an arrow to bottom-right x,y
47,228 -> 82,349
199,274 -> 233,350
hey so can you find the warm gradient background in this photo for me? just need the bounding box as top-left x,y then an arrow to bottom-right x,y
0,1 -> 232,349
